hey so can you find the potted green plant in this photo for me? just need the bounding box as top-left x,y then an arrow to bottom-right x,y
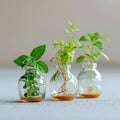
76,32 -> 110,98
50,21 -> 80,101
14,45 -> 48,102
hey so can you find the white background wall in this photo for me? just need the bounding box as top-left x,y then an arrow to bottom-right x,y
0,0 -> 119,65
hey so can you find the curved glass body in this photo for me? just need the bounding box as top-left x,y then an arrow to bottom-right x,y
77,63 -> 102,98
50,65 -> 77,101
18,67 -> 46,102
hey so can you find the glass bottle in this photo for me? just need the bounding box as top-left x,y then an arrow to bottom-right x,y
50,65 -> 77,101
77,63 -> 102,98
18,66 -> 46,102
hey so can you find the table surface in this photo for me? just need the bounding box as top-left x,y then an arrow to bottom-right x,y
0,63 -> 120,120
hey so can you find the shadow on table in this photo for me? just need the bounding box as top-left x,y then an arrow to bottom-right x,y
0,99 -> 24,104
0,97 -> 54,104
0,97 -> 109,103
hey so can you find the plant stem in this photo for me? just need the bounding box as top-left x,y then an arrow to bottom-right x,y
90,61 -> 93,86
87,61 -> 94,94
88,43 -> 94,93
57,64 -> 68,95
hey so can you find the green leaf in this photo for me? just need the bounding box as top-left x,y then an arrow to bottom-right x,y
87,33 -> 94,38
99,52 -> 109,61
76,55 -> 85,63
36,60 -> 48,73
94,41 -> 104,49
101,36 -> 110,42
52,40 -> 65,48
60,40 -> 65,46
94,32 -> 101,36
68,20 -> 73,26
13,55 -> 29,67
85,53 -> 100,62
94,32 -> 102,40
25,57 -> 33,65
66,20 -> 80,35
23,83 -> 27,89
50,57 -> 55,62
91,54 -> 100,62
69,21 -> 80,30
53,70 -> 60,81
64,28 -> 70,35
63,51 -> 74,64
71,26 -> 80,32
30,45 -> 46,60
80,35 -> 92,41
24,93 -> 28,97
52,43 -> 60,48
80,45 -> 90,50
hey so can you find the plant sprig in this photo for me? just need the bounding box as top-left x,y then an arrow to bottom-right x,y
22,69 -> 40,97
50,21 -> 80,82
64,20 -> 80,36
14,45 -> 48,73
50,21 -> 80,66
76,32 -> 110,63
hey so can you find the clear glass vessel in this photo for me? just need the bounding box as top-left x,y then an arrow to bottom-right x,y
50,65 -> 77,101
18,66 -> 46,102
77,63 -> 102,98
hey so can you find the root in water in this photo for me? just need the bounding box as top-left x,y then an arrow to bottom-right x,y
57,72 -> 68,95
87,86 -> 94,94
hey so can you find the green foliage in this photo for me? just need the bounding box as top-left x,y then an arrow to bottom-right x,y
35,60 -> 48,73
30,45 -> 46,60
76,32 -> 110,63
64,20 -> 80,36
14,45 -> 48,98
50,21 -> 80,80
52,70 -> 60,81
50,40 -> 77,66
14,45 -> 48,73
13,55 -> 29,68
94,41 -> 104,49
50,21 -> 80,65
22,68 -> 40,97
76,55 -> 85,63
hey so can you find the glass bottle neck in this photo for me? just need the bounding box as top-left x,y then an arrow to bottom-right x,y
25,66 -> 39,75
82,62 -> 97,69
56,65 -> 71,73
25,66 -> 36,70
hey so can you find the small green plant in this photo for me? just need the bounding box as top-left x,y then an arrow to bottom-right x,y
76,32 -> 110,93
50,21 -> 80,95
14,45 -> 48,97
76,32 -> 110,63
